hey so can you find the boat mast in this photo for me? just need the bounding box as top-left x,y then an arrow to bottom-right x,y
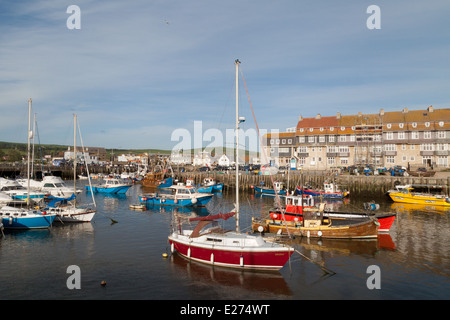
27,98 -> 32,207
235,59 -> 240,233
73,114 -> 77,203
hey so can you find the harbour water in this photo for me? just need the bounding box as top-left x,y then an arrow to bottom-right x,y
0,180 -> 448,300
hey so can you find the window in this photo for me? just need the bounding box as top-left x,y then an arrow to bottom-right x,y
412,132 -> 419,139
276,139 -> 280,144
339,135 -> 346,142
421,143 -> 434,151
401,144 -> 406,150
424,131 -> 432,139
438,156 -> 448,166
282,139 -> 286,144
387,124 -> 391,129
399,123 -> 404,128
439,121 -> 444,127
327,157 -> 335,165
350,135 -> 355,142
298,146 -> 308,153
329,135 -> 335,142
385,144 -> 396,151
386,132 -> 393,140
327,146 -> 337,153
299,157 -> 306,165
425,122 -> 430,127
386,156 -> 395,164
437,131 -> 446,139
319,136 -> 325,143
339,146 -> 349,153
340,158 -> 348,165
436,143 -> 448,151
288,139 -> 292,144
398,132 -> 405,139
270,139 -> 274,144
308,136 -> 315,143
299,137 -> 305,143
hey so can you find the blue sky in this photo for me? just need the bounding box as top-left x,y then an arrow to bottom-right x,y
1,0 -> 449,151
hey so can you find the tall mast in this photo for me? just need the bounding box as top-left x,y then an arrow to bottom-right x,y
74,114 -> 77,197
27,98 -> 32,207
235,59 -> 240,233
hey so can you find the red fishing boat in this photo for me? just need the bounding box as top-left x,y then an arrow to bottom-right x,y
268,196 -> 396,232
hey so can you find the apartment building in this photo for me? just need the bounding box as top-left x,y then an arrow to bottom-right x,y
264,106 -> 450,169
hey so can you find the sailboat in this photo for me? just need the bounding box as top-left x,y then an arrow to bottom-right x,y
46,114 -> 96,222
168,60 -> 293,271
0,98 -> 56,229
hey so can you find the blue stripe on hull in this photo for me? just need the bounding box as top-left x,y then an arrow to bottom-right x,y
85,185 -> 131,194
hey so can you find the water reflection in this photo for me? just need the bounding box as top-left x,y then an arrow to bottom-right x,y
169,253 -> 292,297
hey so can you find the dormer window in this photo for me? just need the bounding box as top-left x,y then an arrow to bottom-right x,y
399,123 -> 404,128
341,126 -> 345,131
387,124 -> 391,129
412,122 -> 417,128
439,121 -> 444,127
425,122 -> 430,127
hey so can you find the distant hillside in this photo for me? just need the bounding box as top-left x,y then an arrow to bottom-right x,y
0,141 -> 171,161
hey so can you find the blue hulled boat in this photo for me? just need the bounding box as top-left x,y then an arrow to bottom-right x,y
139,184 -> 213,206
85,177 -> 132,194
157,177 -> 173,188
296,182 -> 349,199
0,206 -> 56,229
252,181 -> 287,196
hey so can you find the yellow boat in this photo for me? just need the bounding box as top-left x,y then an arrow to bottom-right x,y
388,188 -> 450,207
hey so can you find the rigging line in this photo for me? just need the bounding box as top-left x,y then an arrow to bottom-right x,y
240,69 -> 291,238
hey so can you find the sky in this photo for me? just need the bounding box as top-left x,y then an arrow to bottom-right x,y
1,0 -> 449,152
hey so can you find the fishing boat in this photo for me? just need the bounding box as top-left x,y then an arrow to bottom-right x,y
252,210 -> 379,239
85,177 -> 132,194
268,196 -> 395,232
388,187 -> 450,206
296,181 -> 349,199
202,177 -> 223,192
168,60 -> 294,271
186,179 -> 214,193
139,183 -> 213,206
0,99 -> 56,229
252,181 -> 287,196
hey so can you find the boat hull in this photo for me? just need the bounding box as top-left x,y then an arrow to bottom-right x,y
1,213 -> 56,229
168,234 -> 293,271
252,186 -> 287,195
197,185 -> 214,193
157,177 -> 173,188
389,192 -> 450,206
139,194 -> 213,206
252,218 -> 379,239
296,187 -> 348,199
85,185 -> 131,194
269,210 -> 395,232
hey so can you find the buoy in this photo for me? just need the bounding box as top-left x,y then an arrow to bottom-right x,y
100,280 -> 106,287
162,253 -> 168,258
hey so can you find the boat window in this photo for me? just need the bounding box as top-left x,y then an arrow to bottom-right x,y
43,184 -> 54,188
206,238 -> 222,242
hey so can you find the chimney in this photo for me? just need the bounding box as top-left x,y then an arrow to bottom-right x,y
428,105 -> 434,113
336,112 -> 341,119
316,113 -> 321,119
299,115 -> 303,121
379,109 -> 385,116
358,112 -> 362,117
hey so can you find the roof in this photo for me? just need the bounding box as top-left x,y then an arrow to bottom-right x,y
296,106 -> 450,134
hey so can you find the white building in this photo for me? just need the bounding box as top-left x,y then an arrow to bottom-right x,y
217,154 -> 231,166
193,151 -> 212,167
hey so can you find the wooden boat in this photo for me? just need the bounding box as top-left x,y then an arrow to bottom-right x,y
406,169 -> 435,177
168,60 -> 294,271
296,181 -> 349,199
252,215 -> 379,239
252,181 -> 287,196
268,195 -> 395,232
142,171 -> 165,188
388,187 -> 450,206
